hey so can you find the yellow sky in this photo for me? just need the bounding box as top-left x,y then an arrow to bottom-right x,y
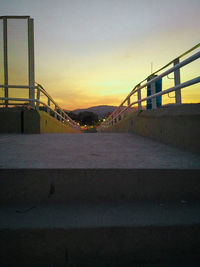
0,0 -> 200,110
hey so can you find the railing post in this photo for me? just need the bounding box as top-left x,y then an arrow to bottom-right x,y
47,98 -> 50,113
3,18 -> 8,108
127,97 -> 130,106
36,87 -> 40,110
60,112 -> 63,121
58,109 -> 61,121
117,109 -> 120,122
174,58 -> 181,104
28,18 -> 35,109
54,106 -> 57,118
151,82 -> 157,109
137,85 -> 142,110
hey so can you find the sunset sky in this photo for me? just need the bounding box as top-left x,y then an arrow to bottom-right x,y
0,0 -> 200,110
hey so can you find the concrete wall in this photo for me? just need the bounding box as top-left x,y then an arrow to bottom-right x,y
39,111 -> 80,133
0,108 -> 80,134
102,104 -> 200,153
23,110 -> 40,134
0,108 -> 22,133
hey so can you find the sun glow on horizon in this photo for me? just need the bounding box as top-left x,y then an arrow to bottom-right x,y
0,0 -> 200,110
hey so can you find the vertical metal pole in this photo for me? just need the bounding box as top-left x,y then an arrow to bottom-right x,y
151,82 -> 157,109
28,18 -> 35,108
47,98 -> 50,113
3,18 -> 8,107
174,58 -> 181,104
127,97 -> 130,115
36,87 -> 40,110
59,112 -> 62,121
54,106 -> 57,118
137,85 -> 142,110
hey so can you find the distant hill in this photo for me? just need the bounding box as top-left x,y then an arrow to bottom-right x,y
72,105 -> 117,118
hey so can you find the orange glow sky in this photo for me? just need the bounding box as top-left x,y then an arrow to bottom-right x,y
0,0 -> 200,110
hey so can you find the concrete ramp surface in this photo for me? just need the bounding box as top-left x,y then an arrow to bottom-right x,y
0,133 -> 200,168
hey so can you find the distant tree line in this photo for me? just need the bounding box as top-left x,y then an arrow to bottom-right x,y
67,111 -> 98,126
38,106 -> 99,125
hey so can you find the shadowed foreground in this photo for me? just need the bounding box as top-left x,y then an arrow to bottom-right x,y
0,133 -> 200,266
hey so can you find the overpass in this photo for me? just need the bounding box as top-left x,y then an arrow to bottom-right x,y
0,16 -> 200,266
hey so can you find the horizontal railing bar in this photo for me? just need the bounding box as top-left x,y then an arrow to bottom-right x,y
0,16 -> 30,19
37,101 -> 78,128
36,84 -> 77,125
151,43 -> 200,76
111,43 -> 200,115
0,97 -> 32,102
0,84 -> 78,127
106,46 -> 200,121
37,84 -> 60,109
0,85 -> 38,89
0,97 -> 79,128
104,76 -> 200,126
137,76 -> 200,104
119,50 -> 200,108
0,103 -> 25,105
38,100 -> 75,126
36,100 -> 78,127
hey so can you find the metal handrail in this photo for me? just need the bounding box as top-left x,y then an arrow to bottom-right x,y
103,77 -> 200,128
101,44 -> 200,129
0,83 -> 80,130
36,83 -> 78,127
106,44 -> 200,122
0,16 -> 80,129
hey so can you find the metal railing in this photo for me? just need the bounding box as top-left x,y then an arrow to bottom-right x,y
100,44 -> 200,129
0,16 -> 80,130
0,83 -> 80,130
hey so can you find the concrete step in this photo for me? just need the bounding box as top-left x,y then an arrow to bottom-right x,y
0,169 -> 200,203
0,201 -> 200,266
1,133 -> 200,265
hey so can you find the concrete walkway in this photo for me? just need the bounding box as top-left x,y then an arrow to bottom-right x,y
0,133 -> 200,168
1,201 -> 200,229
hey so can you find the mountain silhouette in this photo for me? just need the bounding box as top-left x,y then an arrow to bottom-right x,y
72,105 -> 117,118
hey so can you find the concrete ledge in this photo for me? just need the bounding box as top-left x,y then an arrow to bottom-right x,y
0,225 -> 200,265
0,169 -> 200,204
0,108 -> 80,133
1,201 -> 200,229
103,104 -> 200,153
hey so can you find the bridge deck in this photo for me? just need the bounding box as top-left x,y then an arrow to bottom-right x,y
0,133 -> 200,168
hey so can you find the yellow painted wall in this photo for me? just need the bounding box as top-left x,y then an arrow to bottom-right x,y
39,111 -> 81,133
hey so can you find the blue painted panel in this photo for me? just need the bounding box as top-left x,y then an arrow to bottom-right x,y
147,75 -> 162,109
